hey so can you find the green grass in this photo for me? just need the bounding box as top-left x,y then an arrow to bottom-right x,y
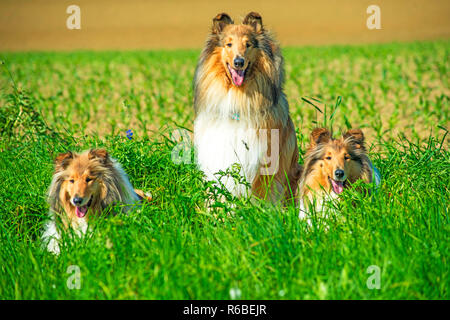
0,40 -> 449,299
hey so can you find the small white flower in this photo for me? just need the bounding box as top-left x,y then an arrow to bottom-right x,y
229,287 -> 241,300
105,238 -> 113,249
318,282 -> 328,299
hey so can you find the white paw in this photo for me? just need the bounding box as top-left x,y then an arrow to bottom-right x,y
46,238 -> 60,255
298,202 -> 313,227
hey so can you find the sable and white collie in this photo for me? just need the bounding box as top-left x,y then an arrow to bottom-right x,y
193,12 -> 300,203
298,128 -> 381,217
42,149 -> 150,254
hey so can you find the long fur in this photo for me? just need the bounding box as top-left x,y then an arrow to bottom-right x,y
42,149 -> 147,254
194,12 -> 301,203
298,128 -> 380,217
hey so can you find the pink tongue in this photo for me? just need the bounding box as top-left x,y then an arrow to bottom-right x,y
76,205 -> 88,218
331,180 -> 344,194
230,68 -> 245,86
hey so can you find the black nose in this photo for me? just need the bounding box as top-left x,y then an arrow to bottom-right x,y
233,57 -> 245,68
73,197 -> 83,205
335,169 -> 345,179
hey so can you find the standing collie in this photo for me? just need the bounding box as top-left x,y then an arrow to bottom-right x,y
42,149 -> 150,254
298,128 -> 381,217
193,12 -> 300,203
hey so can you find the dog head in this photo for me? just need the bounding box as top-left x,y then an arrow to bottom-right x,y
211,12 -> 265,87
54,149 -> 110,218
306,128 -> 367,194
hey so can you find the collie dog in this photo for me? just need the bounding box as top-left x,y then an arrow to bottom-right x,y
193,12 -> 300,203
298,128 -> 381,217
42,149 -> 150,254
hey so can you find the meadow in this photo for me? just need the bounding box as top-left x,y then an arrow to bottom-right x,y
0,40 -> 448,299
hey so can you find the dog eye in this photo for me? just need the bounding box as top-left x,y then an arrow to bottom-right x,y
86,177 -> 92,182
325,156 -> 332,160
226,43 -> 232,47
69,179 -> 74,183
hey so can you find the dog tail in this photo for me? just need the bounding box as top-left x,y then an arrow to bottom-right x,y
134,189 -> 153,202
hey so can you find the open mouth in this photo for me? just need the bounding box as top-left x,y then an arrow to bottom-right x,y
329,177 -> 346,194
227,63 -> 247,87
75,196 -> 92,218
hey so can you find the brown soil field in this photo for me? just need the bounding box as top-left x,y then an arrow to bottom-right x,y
1,0 -> 449,51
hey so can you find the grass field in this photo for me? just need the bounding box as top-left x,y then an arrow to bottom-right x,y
0,40 -> 449,299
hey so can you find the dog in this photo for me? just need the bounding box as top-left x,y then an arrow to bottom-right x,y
298,128 -> 381,218
193,12 -> 301,203
42,148 -> 151,254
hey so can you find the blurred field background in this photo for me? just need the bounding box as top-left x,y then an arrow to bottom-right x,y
1,0 -> 450,51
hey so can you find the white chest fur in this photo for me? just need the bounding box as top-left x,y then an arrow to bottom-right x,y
194,113 -> 268,197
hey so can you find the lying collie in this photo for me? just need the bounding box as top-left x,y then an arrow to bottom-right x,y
42,149 -> 151,254
193,12 -> 300,203
298,128 -> 380,217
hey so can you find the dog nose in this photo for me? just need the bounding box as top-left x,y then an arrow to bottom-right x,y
73,197 -> 83,205
233,57 -> 245,68
335,169 -> 345,179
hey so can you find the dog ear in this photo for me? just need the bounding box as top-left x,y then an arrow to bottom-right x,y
55,151 -> 74,172
212,13 -> 233,34
310,128 -> 331,146
343,128 -> 365,149
243,12 -> 263,32
88,148 -> 111,164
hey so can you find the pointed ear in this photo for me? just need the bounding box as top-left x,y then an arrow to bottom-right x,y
243,12 -> 263,32
310,128 -> 331,146
55,151 -> 74,172
343,128 -> 365,149
212,13 -> 233,34
88,148 -> 111,164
